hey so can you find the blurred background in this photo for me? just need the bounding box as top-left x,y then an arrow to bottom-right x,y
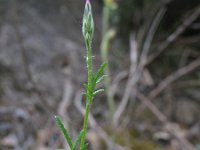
0,0 -> 200,150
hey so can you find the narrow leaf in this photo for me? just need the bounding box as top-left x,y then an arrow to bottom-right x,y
93,89 -> 104,96
96,75 -> 108,84
73,130 -> 84,150
95,63 -> 107,82
55,116 -> 73,150
81,143 -> 89,150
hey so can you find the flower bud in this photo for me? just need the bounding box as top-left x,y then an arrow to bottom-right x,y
82,0 -> 94,42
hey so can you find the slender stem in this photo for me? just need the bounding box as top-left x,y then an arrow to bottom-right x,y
86,39 -> 93,90
80,39 -> 93,150
101,32 -> 115,117
101,4 -> 116,118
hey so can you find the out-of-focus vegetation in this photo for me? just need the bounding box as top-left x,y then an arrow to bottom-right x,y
0,0 -> 200,150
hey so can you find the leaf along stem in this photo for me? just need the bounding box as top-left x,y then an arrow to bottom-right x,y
80,38 -> 94,150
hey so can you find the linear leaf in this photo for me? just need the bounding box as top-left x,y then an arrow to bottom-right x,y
93,89 -> 104,96
81,143 -> 88,150
96,75 -> 108,84
95,63 -> 107,82
55,116 -> 73,150
73,130 -> 84,150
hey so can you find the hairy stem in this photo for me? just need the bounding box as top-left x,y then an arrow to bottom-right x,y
80,38 -> 93,150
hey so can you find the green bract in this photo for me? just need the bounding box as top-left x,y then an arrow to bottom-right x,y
82,0 -> 94,42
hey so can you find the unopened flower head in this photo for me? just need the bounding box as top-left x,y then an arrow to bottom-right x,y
82,0 -> 94,42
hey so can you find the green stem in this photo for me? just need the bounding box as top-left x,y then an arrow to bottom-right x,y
101,32 -> 115,117
101,4 -> 116,118
80,39 -> 93,150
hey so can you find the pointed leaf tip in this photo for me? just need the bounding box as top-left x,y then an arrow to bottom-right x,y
93,89 -> 104,96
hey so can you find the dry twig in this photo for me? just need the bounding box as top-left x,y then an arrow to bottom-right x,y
146,5 -> 200,65
149,57 -> 200,98
140,7 -> 167,66
136,57 -> 200,114
113,7 -> 166,125
113,33 -> 138,125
